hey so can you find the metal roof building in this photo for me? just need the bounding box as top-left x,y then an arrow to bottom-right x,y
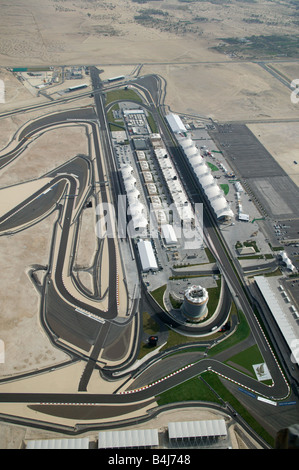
254,275 -> 299,364
168,419 -> 227,442
161,224 -> 178,245
98,429 -> 159,449
137,239 -> 158,272
166,113 -> 187,134
26,438 -> 89,449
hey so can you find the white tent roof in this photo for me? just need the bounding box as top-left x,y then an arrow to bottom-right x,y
137,240 -> 158,271
168,419 -> 227,439
180,137 -> 193,149
211,197 -> 233,219
161,224 -> 178,245
185,145 -> 198,158
189,154 -> 203,167
199,173 -> 214,189
132,214 -> 148,229
279,252 -> 296,271
129,201 -> 145,215
204,185 -> 221,200
166,113 -> 187,134
177,134 -> 234,220
194,164 -> 209,177
98,429 -> 159,449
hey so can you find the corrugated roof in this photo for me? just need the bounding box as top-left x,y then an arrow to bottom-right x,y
168,419 -> 227,439
254,276 -> 298,359
98,429 -> 159,448
137,240 -> 158,271
26,438 -> 89,449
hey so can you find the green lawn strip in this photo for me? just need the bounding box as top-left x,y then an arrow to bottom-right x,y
105,88 -> 143,105
207,162 -> 218,172
150,284 -> 167,310
220,183 -> 229,195
157,374 -> 222,406
206,279 -> 221,318
147,112 -> 158,133
205,247 -> 216,263
169,293 -> 182,309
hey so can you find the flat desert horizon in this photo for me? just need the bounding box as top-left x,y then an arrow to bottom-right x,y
0,0 -> 299,67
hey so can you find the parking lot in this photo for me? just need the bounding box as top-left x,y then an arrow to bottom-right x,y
209,124 -> 299,221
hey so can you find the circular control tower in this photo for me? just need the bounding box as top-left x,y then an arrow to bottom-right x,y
181,285 -> 209,323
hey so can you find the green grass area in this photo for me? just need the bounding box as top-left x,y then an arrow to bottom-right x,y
143,311 -> 160,335
208,307 -> 250,357
157,374 -> 222,406
206,279 -> 221,318
169,293 -> 182,309
205,247 -> 216,263
105,88 -> 143,105
150,284 -> 167,310
224,344 -> 265,377
138,311 -> 161,359
207,162 -> 219,172
146,112 -> 158,133
220,183 -> 229,195
264,268 -> 282,277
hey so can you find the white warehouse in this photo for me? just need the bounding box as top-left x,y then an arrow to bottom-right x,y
137,239 -> 158,272
166,113 -> 187,134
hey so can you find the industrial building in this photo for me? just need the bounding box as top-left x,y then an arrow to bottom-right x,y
165,113 -> 187,135
26,438 -> 89,449
168,419 -> 227,446
181,284 -> 209,322
137,239 -> 158,272
254,276 -> 299,364
161,224 -> 178,246
98,429 -> 159,449
165,113 -> 234,222
25,419 -> 228,449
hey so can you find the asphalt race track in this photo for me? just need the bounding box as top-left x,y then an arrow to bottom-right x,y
0,70 -> 298,442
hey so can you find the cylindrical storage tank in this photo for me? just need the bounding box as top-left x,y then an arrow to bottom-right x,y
181,285 -> 209,322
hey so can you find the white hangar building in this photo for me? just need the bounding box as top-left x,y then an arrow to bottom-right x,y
137,239 -> 158,272
166,113 -> 187,134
